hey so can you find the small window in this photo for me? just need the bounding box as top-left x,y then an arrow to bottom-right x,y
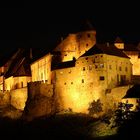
125,67 -> 128,72
119,66 -> 122,71
101,55 -> 103,57
83,67 -> 85,71
82,79 -> 84,83
109,65 -> 112,69
21,82 -> 23,88
86,43 -> 88,47
100,64 -> 104,68
100,76 -> 105,80
89,65 -> 92,70
71,82 -> 73,84
95,65 -> 98,69
65,54 -> 67,56
60,71 -> 63,74
69,70 -> 71,73
85,57 -> 88,60
64,82 -> 66,85
87,34 -> 91,38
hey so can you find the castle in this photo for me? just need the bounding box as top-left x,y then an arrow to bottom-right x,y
0,28 -> 140,117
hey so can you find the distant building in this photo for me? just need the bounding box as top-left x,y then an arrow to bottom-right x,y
30,53 -> 52,84
114,37 -> 140,75
2,48 -> 31,91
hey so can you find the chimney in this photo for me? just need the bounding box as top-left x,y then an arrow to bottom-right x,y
30,48 -> 33,59
107,42 -> 109,47
61,37 -> 63,42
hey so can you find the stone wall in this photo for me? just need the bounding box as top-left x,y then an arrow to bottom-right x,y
10,87 -> 28,110
104,85 -> 138,111
24,82 -> 60,120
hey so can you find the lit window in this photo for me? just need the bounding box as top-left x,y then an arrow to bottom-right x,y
89,65 -> 92,70
100,64 -> 104,68
60,71 -> 63,74
100,76 -> 105,80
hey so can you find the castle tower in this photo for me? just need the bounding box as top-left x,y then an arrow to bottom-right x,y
114,37 -> 124,49
53,30 -> 96,62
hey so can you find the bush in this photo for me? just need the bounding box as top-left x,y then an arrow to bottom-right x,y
88,99 -> 103,116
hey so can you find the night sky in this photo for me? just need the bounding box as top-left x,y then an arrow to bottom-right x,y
0,2 -> 140,61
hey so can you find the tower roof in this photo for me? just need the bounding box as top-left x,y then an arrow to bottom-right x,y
114,37 -> 124,43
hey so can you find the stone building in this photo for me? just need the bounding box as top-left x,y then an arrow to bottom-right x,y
51,43 -> 132,113
114,37 -> 140,76
4,48 -> 31,91
30,53 -> 52,84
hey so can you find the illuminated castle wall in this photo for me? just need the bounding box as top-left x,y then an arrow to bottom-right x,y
51,44 -> 132,113
30,30 -> 132,114
30,53 -> 52,84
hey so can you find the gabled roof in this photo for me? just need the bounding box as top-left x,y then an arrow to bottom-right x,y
123,84 -> 140,98
82,43 -> 129,58
4,48 -> 31,78
115,37 -> 124,43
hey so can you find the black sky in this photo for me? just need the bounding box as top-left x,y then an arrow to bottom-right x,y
0,1 -> 140,60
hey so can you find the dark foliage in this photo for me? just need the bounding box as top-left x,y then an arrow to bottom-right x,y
88,99 -> 103,115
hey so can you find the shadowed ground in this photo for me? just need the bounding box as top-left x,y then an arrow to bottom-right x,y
0,112 -> 139,140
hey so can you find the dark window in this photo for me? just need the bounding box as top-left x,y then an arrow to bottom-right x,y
64,82 -> 66,85
65,54 -> 67,56
82,79 -> 84,83
101,55 -> 103,57
86,43 -> 88,47
100,76 -> 105,80
85,57 -> 88,60
119,66 -> 122,71
83,67 -> 85,71
21,82 -> 23,88
77,34 -> 82,39
95,65 -> 98,69
109,65 -> 111,69
71,82 -> 73,84
41,73 -> 43,79
87,34 -> 91,38
125,67 -> 128,72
